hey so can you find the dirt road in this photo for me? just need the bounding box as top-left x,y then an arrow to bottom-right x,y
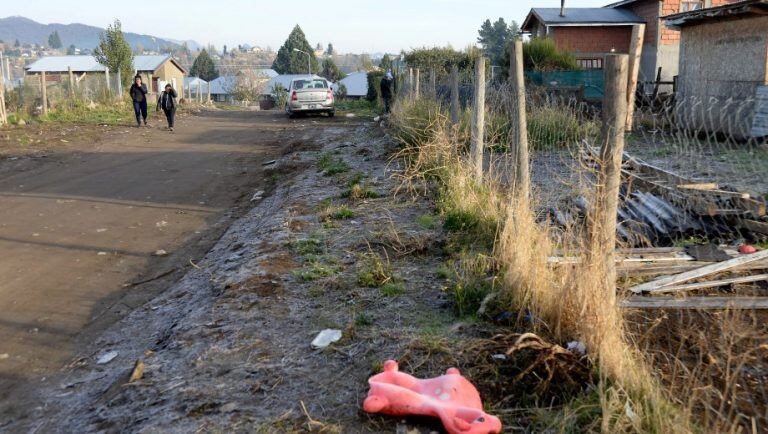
0,110 -> 288,416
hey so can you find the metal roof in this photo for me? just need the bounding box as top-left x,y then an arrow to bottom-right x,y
604,0 -> 642,8
25,55 -> 105,73
25,55 -> 185,74
339,71 -> 368,97
665,0 -> 768,28
208,76 -> 236,95
522,7 -> 645,30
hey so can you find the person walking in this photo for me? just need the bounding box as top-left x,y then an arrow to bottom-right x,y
129,75 -> 149,127
380,71 -> 394,114
157,84 -> 178,131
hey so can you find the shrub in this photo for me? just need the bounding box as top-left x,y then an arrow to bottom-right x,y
528,104 -> 599,150
524,38 -> 580,72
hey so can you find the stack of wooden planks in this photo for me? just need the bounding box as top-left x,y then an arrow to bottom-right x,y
550,247 -> 768,309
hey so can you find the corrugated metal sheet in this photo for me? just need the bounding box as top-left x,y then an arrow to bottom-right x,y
25,55 -> 175,73
339,71 -> 368,97
209,76 -> 236,95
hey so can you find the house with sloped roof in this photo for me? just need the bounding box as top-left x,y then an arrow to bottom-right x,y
25,54 -> 187,95
522,7 -> 645,70
338,71 -> 368,98
606,0 -> 740,86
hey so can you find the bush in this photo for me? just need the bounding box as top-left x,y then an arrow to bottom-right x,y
523,38 -> 580,72
366,70 -> 384,103
528,104 -> 599,150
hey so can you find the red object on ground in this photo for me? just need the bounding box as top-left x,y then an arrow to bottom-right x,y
363,360 -> 502,434
740,245 -> 758,254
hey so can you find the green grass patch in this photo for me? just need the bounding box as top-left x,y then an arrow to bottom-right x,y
334,98 -> 380,118
330,205 -> 355,220
317,152 -> 350,176
357,253 -> 394,287
416,214 -> 438,230
42,101 -> 130,126
293,238 -> 324,255
380,282 -> 405,297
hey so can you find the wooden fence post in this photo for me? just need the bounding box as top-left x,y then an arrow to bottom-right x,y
470,57 -> 486,182
626,24 -> 645,131
0,59 -> 7,126
68,67 -> 75,99
207,80 -> 211,103
40,71 -> 48,116
450,65 -> 460,125
429,68 -> 436,98
592,54 -> 630,300
407,68 -> 413,100
116,70 -> 123,98
509,39 -> 530,197
148,73 -> 153,94
105,66 -> 111,95
414,68 -> 420,100
198,81 -> 202,103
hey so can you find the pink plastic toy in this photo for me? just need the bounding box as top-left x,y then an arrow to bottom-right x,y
363,360 -> 502,434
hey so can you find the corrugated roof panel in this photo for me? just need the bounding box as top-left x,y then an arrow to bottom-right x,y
339,71 -> 368,97
25,55 -> 105,73
531,7 -> 644,25
133,55 -> 170,72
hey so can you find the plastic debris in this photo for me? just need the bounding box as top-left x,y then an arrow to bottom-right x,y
96,351 -> 118,365
311,329 -> 342,349
740,245 -> 758,254
153,249 -> 168,257
567,341 -> 587,356
363,360 -> 502,434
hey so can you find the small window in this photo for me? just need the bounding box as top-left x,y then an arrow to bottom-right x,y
680,0 -> 704,12
577,58 -> 603,70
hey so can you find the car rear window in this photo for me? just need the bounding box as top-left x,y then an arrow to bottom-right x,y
293,79 -> 328,90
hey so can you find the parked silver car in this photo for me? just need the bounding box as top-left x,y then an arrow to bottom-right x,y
285,76 -> 335,117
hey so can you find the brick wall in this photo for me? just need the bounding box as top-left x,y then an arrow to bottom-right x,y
620,0 -> 740,46
625,0 -> 660,46
551,26 -> 634,54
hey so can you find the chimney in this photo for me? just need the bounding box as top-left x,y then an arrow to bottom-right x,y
560,0 -> 566,17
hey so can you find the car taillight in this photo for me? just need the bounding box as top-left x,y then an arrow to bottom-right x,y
327,89 -> 333,101
291,91 -> 298,101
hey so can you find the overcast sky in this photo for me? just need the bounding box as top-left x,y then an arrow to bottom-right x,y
4,0 -> 608,53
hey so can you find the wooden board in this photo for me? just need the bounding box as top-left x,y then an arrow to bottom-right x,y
629,250 -> 768,293
648,273 -> 768,294
752,85 -> 768,138
622,296 -> 768,310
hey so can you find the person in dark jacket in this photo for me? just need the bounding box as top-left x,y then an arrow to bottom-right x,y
380,71 -> 394,114
156,84 -> 178,131
129,75 -> 149,127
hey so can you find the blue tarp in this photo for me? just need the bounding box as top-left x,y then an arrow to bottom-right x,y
526,70 -> 605,100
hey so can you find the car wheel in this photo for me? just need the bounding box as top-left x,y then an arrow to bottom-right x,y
328,111 -> 335,118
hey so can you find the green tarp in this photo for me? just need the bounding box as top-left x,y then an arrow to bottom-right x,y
526,70 -> 605,100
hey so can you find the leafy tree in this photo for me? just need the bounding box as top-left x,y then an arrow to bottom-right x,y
366,70 -> 384,102
66,44 -> 76,55
272,25 -> 319,74
48,31 -> 62,49
379,54 -> 393,72
404,46 -> 478,73
477,18 -> 519,67
190,49 -> 219,81
326,43 -> 334,56
320,57 -> 342,82
93,20 -> 134,88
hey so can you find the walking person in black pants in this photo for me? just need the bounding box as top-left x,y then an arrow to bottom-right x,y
156,84 -> 177,131
129,75 -> 149,127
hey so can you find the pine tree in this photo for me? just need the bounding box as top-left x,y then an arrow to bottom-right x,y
320,58 -> 342,82
272,25 -> 319,74
326,43 -> 334,56
477,18 -> 519,67
190,49 -> 219,81
93,20 -> 134,88
14,39 -> 20,48
66,44 -> 76,55
48,31 -> 63,49
223,44 -> 228,55
379,54 -> 393,72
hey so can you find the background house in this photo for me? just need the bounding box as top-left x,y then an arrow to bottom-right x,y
667,0 -> 768,140
25,54 -> 186,95
607,0 -> 740,87
521,7 -> 645,69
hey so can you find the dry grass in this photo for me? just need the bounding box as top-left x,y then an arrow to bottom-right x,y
388,96 -> 700,432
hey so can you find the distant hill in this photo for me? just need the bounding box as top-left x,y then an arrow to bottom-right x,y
0,16 -> 199,51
